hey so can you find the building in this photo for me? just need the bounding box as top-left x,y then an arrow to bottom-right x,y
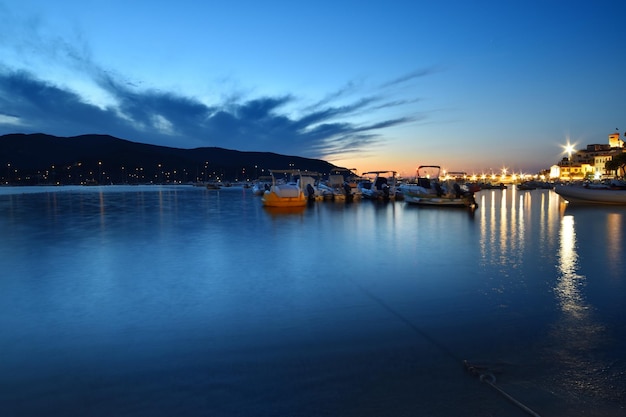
609,132 -> 624,148
552,131 -> 625,181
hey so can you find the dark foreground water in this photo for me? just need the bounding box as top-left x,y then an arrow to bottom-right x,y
0,185 -> 624,416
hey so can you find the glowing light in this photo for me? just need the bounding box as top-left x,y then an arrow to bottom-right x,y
562,141 -> 576,158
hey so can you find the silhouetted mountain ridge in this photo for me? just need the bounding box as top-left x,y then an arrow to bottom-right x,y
0,133 -> 343,184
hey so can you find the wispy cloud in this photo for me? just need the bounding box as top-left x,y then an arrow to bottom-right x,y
0,62 -> 431,159
379,67 -> 441,88
0,68 -> 126,134
303,80 -> 362,112
0,5 -> 432,160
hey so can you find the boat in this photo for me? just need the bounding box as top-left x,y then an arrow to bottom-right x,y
261,169 -> 307,207
357,171 -> 398,201
517,180 -> 553,190
317,168 -> 361,202
252,176 -> 273,196
397,165 -> 478,208
554,182 -> 626,205
480,183 -> 507,190
516,181 -> 536,191
317,174 -> 348,201
206,182 -> 222,190
299,173 -> 324,202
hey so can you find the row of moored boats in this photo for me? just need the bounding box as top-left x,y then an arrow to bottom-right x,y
256,166 -> 480,209
253,165 -> 626,208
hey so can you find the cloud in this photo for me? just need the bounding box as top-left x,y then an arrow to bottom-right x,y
379,67 -> 441,88
0,63 -> 428,159
0,112 -> 23,127
303,80 -> 361,112
0,68 -> 125,134
0,5 -> 430,160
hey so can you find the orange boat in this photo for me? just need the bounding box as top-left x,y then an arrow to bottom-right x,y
261,169 -> 307,208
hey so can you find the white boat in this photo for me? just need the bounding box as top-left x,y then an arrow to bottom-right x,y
299,173 -> 324,202
252,176 -> 273,196
261,170 -> 307,207
398,165 -> 478,208
554,183 -> 626,205
358,171 -> 397,201
317,170 -> 360,202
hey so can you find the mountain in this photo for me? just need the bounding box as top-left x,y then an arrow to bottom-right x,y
0,133 -> 343,185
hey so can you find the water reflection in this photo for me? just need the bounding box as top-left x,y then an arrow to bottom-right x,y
606,213 -> 623,275
1,186 -> 624,415
547,214 -> 612,403
263,205 -> 307,217
556,216 -> 587,317
473,191 -> 626,410
477,188 -> 562,270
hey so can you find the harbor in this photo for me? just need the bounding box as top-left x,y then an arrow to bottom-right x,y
2,2 -> 625,415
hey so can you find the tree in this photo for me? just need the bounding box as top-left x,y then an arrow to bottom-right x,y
605,152 -> 626,177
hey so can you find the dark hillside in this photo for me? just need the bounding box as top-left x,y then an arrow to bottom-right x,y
0,133 -> 341,185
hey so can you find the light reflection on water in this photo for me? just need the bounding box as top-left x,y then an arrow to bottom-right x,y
539,210 -> 624,407
557,216 -> 585,317
0,185 -> 624,416
606,213 -> 623,274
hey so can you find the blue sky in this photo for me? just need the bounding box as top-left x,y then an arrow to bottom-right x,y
1,0 -> 625,176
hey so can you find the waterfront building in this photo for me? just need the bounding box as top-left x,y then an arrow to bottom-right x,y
552,131 -> 625,181
609,132 -> 624,148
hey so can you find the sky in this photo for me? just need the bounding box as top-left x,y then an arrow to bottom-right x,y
1,0 -> 625,177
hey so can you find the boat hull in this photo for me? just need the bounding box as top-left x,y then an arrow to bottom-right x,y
554,186 -> 626,205
399,182 -> 477,208
403,193 -> 476,207
261,190 -> 307,207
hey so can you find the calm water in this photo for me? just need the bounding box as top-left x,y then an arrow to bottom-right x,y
0,185 -> 624,416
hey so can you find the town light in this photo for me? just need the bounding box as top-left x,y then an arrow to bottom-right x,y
562,141 -> 576,181
562,141 -> 576,160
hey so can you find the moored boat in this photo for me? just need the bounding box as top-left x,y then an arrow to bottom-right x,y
480,183 -> 507,190
299,173 -> 324,202
554,183 -> 626,205
318,174 -> 350,201
316,168 -> 363,202
261,169 -> 307,207
398,165 -> 478,209
252,176 -> 273,196
206,182 -> 222,190
358,171 -> 398,201
517,181 -> 536,191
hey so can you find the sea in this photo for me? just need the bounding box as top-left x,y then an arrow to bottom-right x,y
0,185 -> 624,417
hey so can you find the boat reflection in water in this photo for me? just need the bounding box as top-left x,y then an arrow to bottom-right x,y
263,205 -> 307,217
